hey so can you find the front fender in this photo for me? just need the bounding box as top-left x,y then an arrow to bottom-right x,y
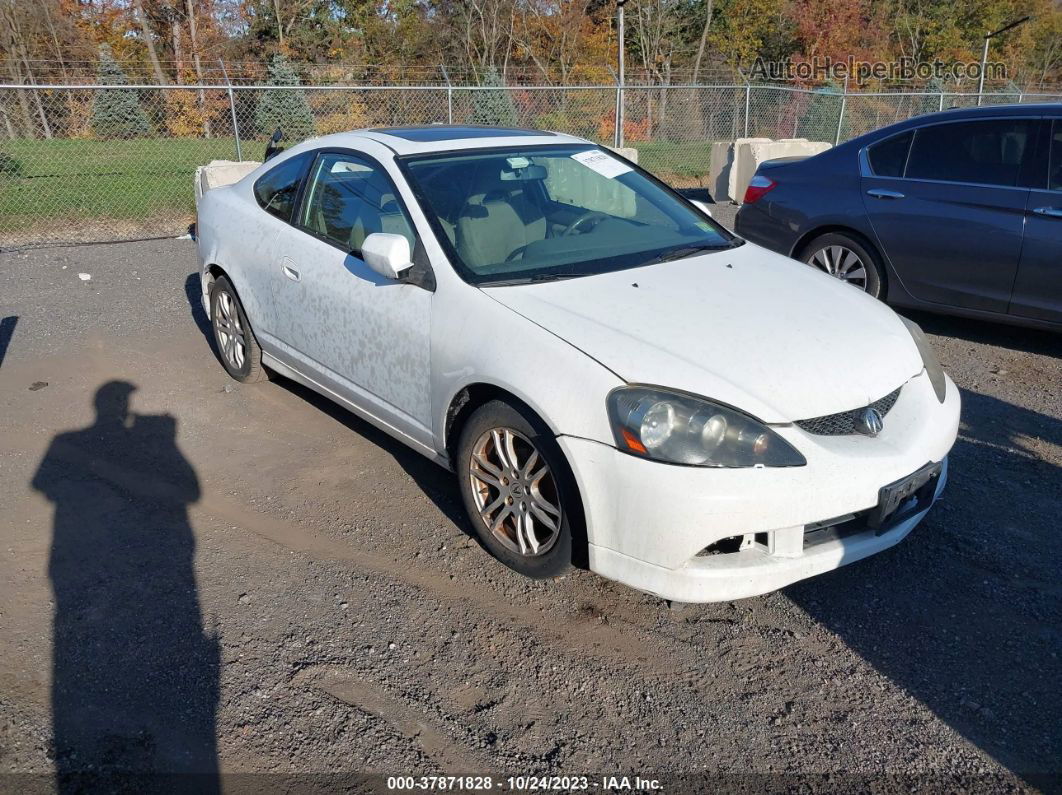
431,285 -> 623,456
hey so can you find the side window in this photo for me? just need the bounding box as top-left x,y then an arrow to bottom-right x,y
253,153 -> 310,222
906,119 -> 1035,187
868,131 -> 912,177
1050,121 -> 1062,191
300,152 -> 415,253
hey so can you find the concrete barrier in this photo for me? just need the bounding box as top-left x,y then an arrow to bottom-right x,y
710,138 -> 831,204
606,146 -> 639,164
710,139 -> 768,203
194,160 -> 261,206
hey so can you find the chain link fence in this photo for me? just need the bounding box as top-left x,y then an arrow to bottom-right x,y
1,82 -> 1059,247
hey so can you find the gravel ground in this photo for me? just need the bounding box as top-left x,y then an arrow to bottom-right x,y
0,228 -> 1059,793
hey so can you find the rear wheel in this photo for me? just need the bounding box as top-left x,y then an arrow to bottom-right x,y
800,232 -> 885,299
455,400 -> 578,579
209,275 -> 266,383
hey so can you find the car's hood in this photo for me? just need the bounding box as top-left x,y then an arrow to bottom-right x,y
484,242 -> 922,423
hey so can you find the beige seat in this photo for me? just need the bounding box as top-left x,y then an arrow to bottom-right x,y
455,165 -> 547,267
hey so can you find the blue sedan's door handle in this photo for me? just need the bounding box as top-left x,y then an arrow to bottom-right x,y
866,188 -> 905,200
1032,207 -> 1062,218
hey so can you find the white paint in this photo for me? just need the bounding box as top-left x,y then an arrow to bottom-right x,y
196,126 -> 960,603
486,242 -> 923,423
77,273 -> 91,281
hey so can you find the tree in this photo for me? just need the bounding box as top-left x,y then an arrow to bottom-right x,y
470,66 -> 518,126
91,45 -> 151,138
131,0 -> 167,84
254,54 -> 315,141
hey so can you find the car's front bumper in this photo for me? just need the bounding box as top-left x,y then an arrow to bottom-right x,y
558,370 -> 960,602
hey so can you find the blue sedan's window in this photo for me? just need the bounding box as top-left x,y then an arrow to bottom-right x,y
1050,122 -> 1062,191
906,119 -> 1035,187
868,132 -> 912,177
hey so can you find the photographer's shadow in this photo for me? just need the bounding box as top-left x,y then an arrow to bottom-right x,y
32,381 -> 219,792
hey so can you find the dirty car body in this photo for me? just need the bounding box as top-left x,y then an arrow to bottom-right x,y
196,125 -> 960,602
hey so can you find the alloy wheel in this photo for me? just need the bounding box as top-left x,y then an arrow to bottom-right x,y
808,245 -> 868,290
468,427 -> 563,557
214,290 -> 247,371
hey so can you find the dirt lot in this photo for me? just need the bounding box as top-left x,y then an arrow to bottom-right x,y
0,230 -> 1059,792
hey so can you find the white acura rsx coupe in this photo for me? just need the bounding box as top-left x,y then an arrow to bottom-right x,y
196,125 -> 960,602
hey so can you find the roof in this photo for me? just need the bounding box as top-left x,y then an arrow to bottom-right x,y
345,125 -> 588,156
368,125 -> 555,142
835,101 -> 1062,152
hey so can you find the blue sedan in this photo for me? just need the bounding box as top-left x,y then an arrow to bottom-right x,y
735,103 -> 1062,330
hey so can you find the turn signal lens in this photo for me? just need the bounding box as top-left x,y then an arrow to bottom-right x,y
743,175 -> 777,204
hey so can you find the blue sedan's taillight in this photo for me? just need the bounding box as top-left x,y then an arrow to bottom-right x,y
743,175 -> 777,204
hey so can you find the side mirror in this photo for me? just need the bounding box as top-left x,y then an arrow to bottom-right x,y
361,233 -> 413,280
691,199 -> 713,218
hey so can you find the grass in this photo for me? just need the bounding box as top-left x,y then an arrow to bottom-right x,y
630,140 -> 711,183
0,137 -> 247,236
0,136 -> 713,241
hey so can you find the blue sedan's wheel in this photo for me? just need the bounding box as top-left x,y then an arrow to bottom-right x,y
801,232 -> 884,299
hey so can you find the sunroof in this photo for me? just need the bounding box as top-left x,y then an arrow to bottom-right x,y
370,125 -> 554,142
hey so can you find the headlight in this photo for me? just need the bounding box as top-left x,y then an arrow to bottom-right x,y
607,387 -> 806,468
900,317 -> 946,403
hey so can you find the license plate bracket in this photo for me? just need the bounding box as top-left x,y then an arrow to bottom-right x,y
867,461 -> 942,532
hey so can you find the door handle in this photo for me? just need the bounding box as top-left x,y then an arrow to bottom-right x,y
1032,207 -> 1062,218
282,265 -> 301,282
866,188 -> 905,200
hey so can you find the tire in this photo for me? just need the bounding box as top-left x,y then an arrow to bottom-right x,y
800,232 -> 885,299
455,400 -> 581,579
209,275 -> 267,383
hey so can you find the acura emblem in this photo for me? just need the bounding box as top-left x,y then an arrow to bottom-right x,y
855,407 -> 884,437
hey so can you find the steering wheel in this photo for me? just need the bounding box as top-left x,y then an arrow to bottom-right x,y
562,211 -> 609,237
505,244 -> 530,262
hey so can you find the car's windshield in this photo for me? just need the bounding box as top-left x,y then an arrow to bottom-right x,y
401,144 -> 737,285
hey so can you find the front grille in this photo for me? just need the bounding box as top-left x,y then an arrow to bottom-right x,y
795,388 -> 901,436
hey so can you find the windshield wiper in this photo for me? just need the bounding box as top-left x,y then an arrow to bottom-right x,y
528,271 -> 595,282
480,271 -> 595,286
649,243 -> 733,265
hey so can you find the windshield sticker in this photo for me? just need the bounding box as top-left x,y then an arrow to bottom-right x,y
571,149 -> 632,179
695,221 -> 714,232
506,156 -> 531,169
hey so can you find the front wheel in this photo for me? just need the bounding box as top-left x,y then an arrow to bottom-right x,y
455,400 -> 579,579
800,232 -> 885,299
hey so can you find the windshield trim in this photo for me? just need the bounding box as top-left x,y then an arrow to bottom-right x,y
394,142 -> 741,287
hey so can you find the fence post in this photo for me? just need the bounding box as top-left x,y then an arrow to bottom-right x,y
834,76 -> 848,145
440,65 -> 453,124
744,82 -> 751,138
219,59 -> 242,161
938,92 -> 945,112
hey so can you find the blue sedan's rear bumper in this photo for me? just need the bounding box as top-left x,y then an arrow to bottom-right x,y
734,201 -> 797,256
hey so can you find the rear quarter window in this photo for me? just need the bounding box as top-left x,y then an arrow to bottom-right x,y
867,131 -> 912,177
253,153 -> 312,222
